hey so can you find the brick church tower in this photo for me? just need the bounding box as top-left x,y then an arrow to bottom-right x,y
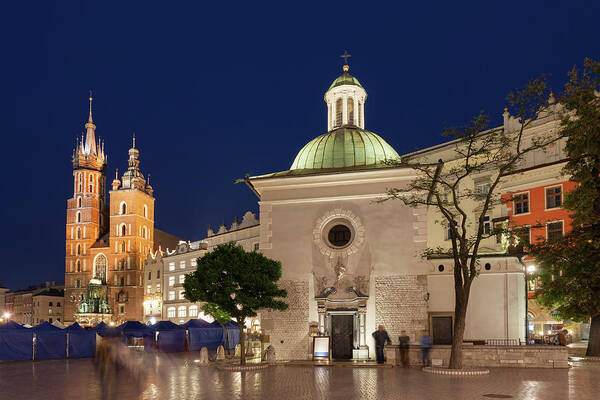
65,94 -> 108,323
64,95 -> 156,325
107,135 -> 155,322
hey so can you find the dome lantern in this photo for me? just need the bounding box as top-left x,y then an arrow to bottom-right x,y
324,52 -> 367,131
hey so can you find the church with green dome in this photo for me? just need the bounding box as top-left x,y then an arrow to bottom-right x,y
243,62 -> 525,362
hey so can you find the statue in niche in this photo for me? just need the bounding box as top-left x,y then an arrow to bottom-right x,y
334,258 -> 346,283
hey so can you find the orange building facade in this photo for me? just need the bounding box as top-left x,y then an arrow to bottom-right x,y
64,95 -> 160,325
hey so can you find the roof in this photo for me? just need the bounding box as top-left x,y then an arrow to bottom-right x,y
326,71 -> 364,93
290,126 -> 400,171
154,228 -> 183,252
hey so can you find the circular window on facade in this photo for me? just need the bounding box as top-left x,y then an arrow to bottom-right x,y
327,224 -> 352,247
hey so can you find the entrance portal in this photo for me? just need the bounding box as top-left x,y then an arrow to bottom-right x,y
331,314 -> 353,359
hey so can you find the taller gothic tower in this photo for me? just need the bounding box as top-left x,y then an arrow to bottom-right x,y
65,94 -> 108,323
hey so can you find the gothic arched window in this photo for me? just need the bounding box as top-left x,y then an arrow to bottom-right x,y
143,205 -> 148,218
76,211 -> 81,223
76,260 -> 81,272
77,244 -> 81,256
121,202 -> 127,215
77,197 -> 82,208
121,224 -> 127,237
77,228 -> 81,239
121,242 -> 126,252
94,254 -> 107,282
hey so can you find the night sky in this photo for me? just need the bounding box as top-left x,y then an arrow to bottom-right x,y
1,1 -> 599,290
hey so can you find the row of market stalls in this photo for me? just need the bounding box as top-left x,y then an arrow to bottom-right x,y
0,319 -> 240,361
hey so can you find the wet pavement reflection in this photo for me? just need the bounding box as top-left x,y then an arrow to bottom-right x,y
0,353 -> 598,400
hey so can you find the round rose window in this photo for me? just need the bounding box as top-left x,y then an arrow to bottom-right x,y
328,224 -> 352,247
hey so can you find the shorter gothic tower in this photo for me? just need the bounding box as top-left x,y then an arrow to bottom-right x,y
107,137 -> 155,322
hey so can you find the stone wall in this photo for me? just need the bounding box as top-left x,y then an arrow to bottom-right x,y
375,275 -> 428,343
261,280 -> 310,360
385,345 -> 569,368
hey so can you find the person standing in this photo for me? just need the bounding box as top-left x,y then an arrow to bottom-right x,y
372,325 -> 392,364
398,330 -> 410,368
558,329 -> 568,346
420,330 -> 432,368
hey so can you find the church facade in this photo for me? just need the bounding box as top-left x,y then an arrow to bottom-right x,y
246,65 -> 529,360
64,95 -> 179,325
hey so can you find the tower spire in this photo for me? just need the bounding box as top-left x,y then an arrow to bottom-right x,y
84,90 -> 97,155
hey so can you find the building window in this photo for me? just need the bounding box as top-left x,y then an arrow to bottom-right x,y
547,221 -> 563,242
120,202 -> 127,215
483,216 -> 491,235
168,291 -> 175,300
76,211 -> 81,223
178,306 -> 187,318
517,226 -> 531,246
147,285 -> 152,294
180,260 -> 186,269
120,305 -> 125,314
514,193 -> 529,215
77,260 -> 81,272
57,302 -> 61,307
143,205 -> 148,218
157,270 -> 160,279
169,262 -> 175,271
121,224 -> 127,237
156,283 -> 160,292
77,197 -> 82,208
167,307 -> 176,318
120,277 -> 125,286
190,258 -> 197,267
475,181 -> 490,198
121,242 -> 126,252
254,243 -> 259,251
546,186 -> 562,209
179,274 -> 185,284
77,244 -> 81,256
76,279 -> 81,288
179,291 -> 185,300
49,301 -> 53,307
148,271 -> 152,280
169,276 -> 175,287
189,305 -> 198,317
445,220 -> 458,241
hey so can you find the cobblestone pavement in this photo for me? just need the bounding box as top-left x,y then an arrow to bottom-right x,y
0,354 -> 598,400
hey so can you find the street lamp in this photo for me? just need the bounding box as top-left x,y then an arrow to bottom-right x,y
527,265 -> 536,273
3,312 -> 10,320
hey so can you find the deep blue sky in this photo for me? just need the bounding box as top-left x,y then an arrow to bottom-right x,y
1,1 -> 598,290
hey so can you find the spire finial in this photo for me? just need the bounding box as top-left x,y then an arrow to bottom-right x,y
340,50 -> 351,72
88,90 -> 93,123
115,168 -> 118,180
132,132 -> 136,149
147,173 -> 150,185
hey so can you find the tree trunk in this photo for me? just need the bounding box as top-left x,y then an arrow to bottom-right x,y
221,323 -> 230,356
586,314 -> 600,357
239,324 -> 246,365
448,291 -> 468,369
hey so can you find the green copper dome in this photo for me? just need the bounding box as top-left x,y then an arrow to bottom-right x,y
327,71 -> 364,92
290,127 -> 400,170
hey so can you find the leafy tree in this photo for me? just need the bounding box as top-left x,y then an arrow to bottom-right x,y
529,228 -> 600,355
201,303 -> 233,354
184,242 -> 288,365
529,59 -> 600,356
382,77 -> 565,368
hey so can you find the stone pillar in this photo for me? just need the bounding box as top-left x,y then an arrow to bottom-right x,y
327,103 -> 332,131
359,309 -> 367,347
353,95 -> 359,126
331,98 -> 337,128
342,94 -> 348,125
360,101 -> 365,128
